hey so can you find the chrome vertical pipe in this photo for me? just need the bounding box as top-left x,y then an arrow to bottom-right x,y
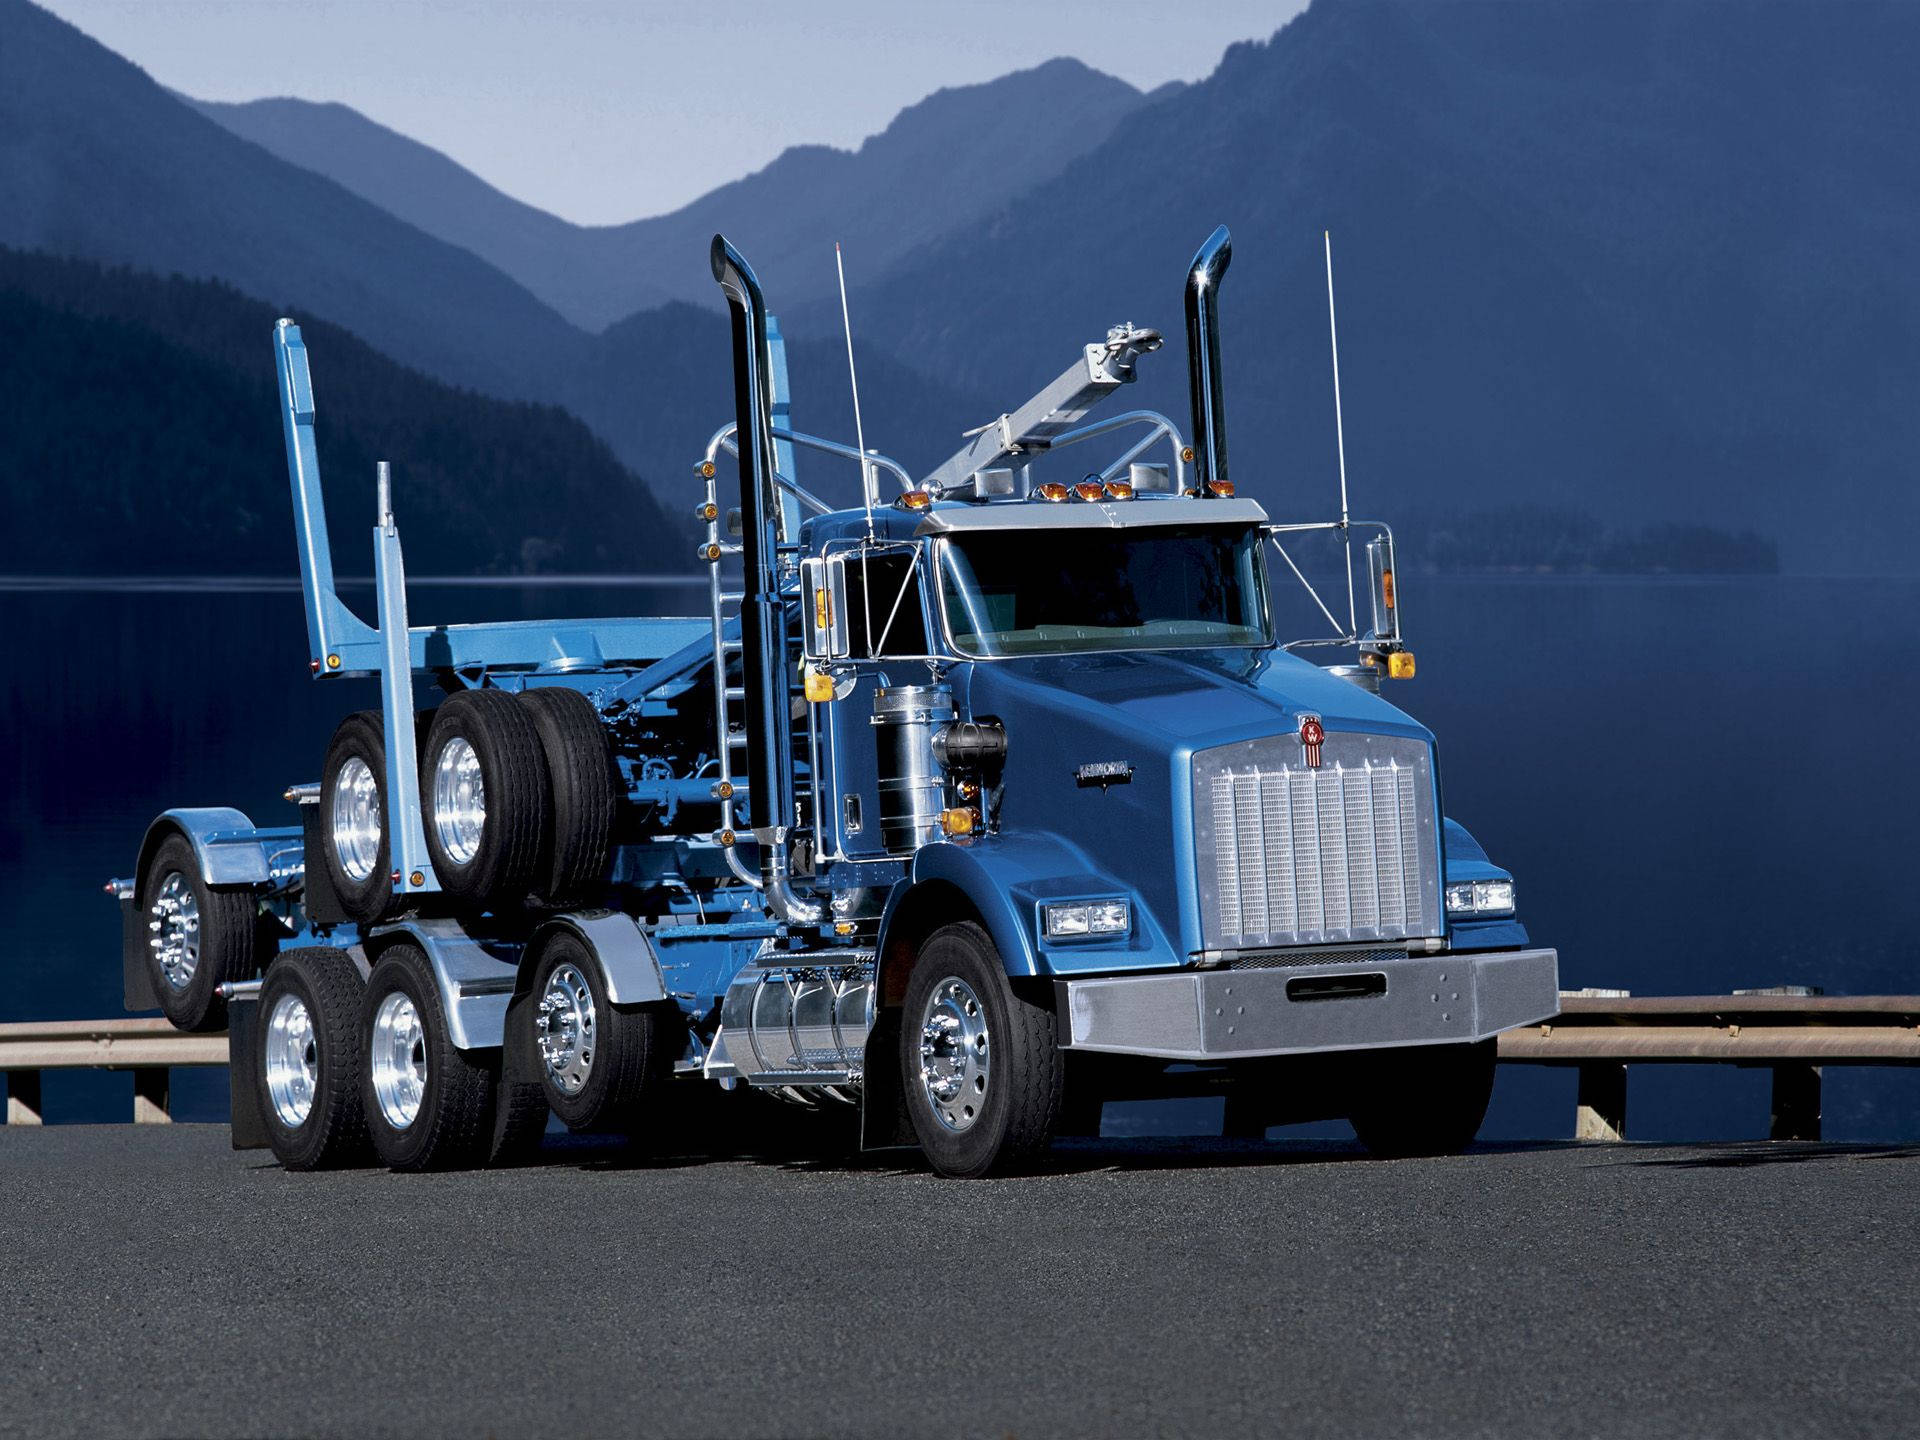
1184,225 -> 1233,494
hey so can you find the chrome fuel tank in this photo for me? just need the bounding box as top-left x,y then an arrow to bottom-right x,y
713,955 -> 875,1087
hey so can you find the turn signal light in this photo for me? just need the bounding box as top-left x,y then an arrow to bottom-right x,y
1103,480 -> 1135,500
897,490 -> 933,511
1034,482 -> 1070,503
803,666 -> 835,703
1206,479 -> 1236,498
1073,480 -> 1105,501
1387,651 -> 1416,680
938,807 -> 978,837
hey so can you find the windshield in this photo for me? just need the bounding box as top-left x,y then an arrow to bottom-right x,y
937,524 -> 1272,657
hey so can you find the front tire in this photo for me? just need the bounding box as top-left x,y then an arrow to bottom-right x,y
360,943 -> 494,1171
900,921 -> 1064,1178
256,947 -> 370,1171
526,933 -> 672,1133
138,833 -> 257,1032
1347,1039 -> 1497,1159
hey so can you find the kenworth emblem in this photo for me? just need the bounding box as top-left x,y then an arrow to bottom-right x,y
1075,760 -> 1134,790
1298,713 -> 1325,769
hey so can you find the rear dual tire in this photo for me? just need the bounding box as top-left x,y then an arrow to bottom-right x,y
256,947 -> 371,1171
360,943 -> 496,1171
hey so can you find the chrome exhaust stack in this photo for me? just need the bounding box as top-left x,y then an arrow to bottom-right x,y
709,233 -> 821,924
1183,224 -> 1233,495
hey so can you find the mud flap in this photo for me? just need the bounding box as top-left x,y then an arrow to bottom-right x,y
226,995 -> 268,1150
121,896 -> 160,1013
858,1010 -> 915,1150
489,988 -> 550,1164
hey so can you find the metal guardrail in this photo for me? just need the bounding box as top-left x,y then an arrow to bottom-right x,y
5,995 -> 1918,1141
0,1019 -> 227,1125
1498,994 -> 1920,1142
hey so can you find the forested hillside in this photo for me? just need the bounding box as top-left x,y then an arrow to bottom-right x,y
0,250 -> 683,576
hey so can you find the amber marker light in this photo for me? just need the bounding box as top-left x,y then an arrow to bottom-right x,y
1387,651 -> 1416,679
1103,480 -> 1135,500
1072,480 -> 1105,501
803,666 -> 835,703
1033,482 -> 1070,502
1206,479 -> 1236,497
938,807 -> 978,837
897,490 -> 933,511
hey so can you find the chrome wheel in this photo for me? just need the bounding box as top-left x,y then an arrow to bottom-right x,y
535,962 -> 595,1095
147,871 -> 200,990
918,975 -> 991,1133
431,736 -> 485,866
370,990 -> 427,1129
331,755 -> 382,883
263,991 -> 318,1128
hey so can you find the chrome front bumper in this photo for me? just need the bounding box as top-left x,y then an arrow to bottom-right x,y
1054,948 -> 1559,1060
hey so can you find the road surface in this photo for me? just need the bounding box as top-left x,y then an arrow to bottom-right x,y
2,1126 -> 1914,1438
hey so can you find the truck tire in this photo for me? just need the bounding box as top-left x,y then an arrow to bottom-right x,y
360,943 -> 494,1171
256,947 -> 371,1170
319,710 -> 392,925
1347,1039 -> 1497,1159
900,921 -> 1065,1178
525,931 -> 671,1132
517,687 -> 616,907
137,833 -> 257,1032
419,689 -> 550,908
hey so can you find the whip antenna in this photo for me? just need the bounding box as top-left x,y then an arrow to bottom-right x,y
1325,230 -> 1357,638
835,242 -> 875,538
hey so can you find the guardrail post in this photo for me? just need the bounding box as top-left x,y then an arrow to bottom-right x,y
6,1070 -> 44,1125
132,1067 -> 171,1124
1575,1062 -> 1626,1141
1770,1063 -> 1821,1141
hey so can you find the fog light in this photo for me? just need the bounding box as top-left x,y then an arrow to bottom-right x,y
1044,899 -> 1131,939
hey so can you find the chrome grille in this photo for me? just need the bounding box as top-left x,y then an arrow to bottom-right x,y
1192,731 -> 1441,951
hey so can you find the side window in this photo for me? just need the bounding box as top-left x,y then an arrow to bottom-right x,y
843,550 -> 928,657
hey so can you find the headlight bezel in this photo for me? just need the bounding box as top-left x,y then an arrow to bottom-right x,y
1042,898 -> 1132,941
1445,878 -> 1516,918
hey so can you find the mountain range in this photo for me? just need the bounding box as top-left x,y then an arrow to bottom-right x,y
189,60 -> 1167,331
4,0 -> 1918,575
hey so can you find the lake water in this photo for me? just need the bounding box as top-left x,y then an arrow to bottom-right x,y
5,576 -> 1918,1140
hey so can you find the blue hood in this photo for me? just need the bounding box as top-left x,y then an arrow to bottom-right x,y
957,646 -> 1438,962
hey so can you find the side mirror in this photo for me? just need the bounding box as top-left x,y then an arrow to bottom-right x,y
1365,534 -> 1400,648
800,555 -> 850,660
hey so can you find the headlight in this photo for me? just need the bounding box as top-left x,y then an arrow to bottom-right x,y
1044,899 -> 1131,939
1446,880 -> 1515,917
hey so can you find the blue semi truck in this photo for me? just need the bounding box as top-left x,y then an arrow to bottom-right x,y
111,229 -> 1557,1176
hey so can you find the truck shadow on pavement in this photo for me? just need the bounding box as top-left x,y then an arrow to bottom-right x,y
1597,1140 -> 1920,1170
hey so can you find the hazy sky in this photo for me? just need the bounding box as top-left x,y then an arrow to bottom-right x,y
38,0 -> 1308,225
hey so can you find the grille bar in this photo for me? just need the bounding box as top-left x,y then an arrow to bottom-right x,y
1192,731 -> 1441,950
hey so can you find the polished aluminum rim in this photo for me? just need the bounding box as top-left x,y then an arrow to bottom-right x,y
330,755 -> 382,883
370,990 -> 427,1130
264,991 -> 318,1128
148,871 -> 200,990
535,962 -> 595,1096
918,975 -> 991,1133
431,736 -> 485,866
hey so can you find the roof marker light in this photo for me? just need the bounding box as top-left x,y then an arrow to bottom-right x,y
1103,480 -> 1135,500
897,490 -> 933,511
1073,480 -> 1105,502
1206,479 -> 1235,498
1034,482 -> 1070,503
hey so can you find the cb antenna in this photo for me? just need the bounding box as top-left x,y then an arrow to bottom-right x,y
835,242 -> 875,539
1325,230 -> 1357,639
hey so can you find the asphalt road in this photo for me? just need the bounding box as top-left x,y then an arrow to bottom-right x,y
2,1126 -> 1915,1440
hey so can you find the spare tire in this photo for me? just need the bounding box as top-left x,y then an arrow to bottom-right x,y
319,710 -> 392,926
419,688 -> 550,907
518,687 -> 617,906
